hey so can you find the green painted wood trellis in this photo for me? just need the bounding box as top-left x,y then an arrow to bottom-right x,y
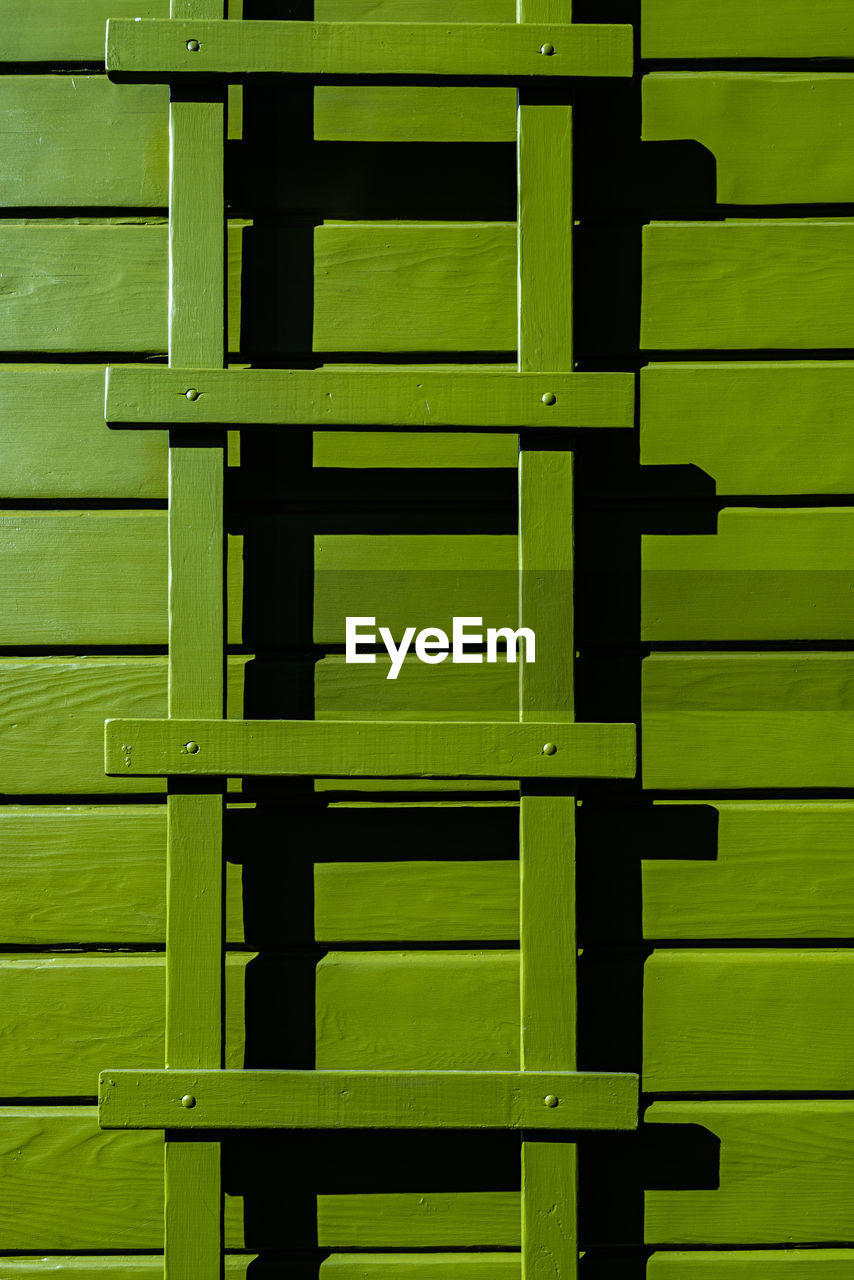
97,9 -> 638,1277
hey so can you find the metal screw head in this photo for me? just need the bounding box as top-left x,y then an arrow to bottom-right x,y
544,1094 -> 559,1108
542,392 -> 557,406
181,1094 -> 197,1109
185,388 -> 200,401
540,43 -> 555,55
185,741 -> 201,755
542,742 -> 558,756
186,38 -> 200,51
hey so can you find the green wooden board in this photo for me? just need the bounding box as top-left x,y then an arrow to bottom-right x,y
642,222 -> 854,351
0,366 -> 166,499
318,1193 -> 522,1248
646,1102 -> 854,1244
640,362 -> 854,495
314,860 -> 518,941
312,431 -> 519,469
648,1253 -> 854,1280
0,953 -> 250,1096
0,1263 -> 255,1279
644,950 -> 854,1093
0,805 -> 246,945
643,653 -> 854,790
0,78 -> 167,207
641,0 -> 854,58
314,534 -> 517,644
314,87 -> 516,143
316,950 -> 519,1069
643,802 -> 854,939
643,74 -> 854,206
316,654 -> 518,722
321,1255 -> 521,1280
642,509 -> 854,641
315,0 -> 514,16
3,0 -> 164,59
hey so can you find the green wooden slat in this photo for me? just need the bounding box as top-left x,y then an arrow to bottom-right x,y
642,221 -> 854,351
0,1263 -> 255,1279
2,0 -> 164,60
643,802 -> 854,940
317,1193 -> 522,1248
0,953 -> 249,1096
643,74 -> 854,207
106,20 -> 633,79
314,222 -> 516,354
105,717 -> 636,779
99,1068 -> 637,1130
643,653 -> 854,790
315,0 -> 514,16
640,362 -> 854,496
316,950 -> 519,1069
314,534 -> 517,644
321,1255 -> 521,1280
648,1252 -> 854,1279
0,366 -> 166,499
641,0 -> 854,58
105,366 -> 634,429
315,654 -> 519,722
314,860 -> 518,942
0,78 -> 167,207
313,87 -> 516,143
644,950 -> 854,1093
646,1102 -> 854,1244
312,431 -> 519,469
642,509 -> 854,641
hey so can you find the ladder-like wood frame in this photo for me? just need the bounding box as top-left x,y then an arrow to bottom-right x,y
100,11 -> 638,1278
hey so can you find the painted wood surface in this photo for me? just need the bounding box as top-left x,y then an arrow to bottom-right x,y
316,950 -> 519,1069
321,1255 -> 521,1280
643,653 -> 854,790
0,1263 -> 255,1279
643,74 -> 854,206
318,1193 -> 522,1248
641,0 -> 854,58
640,362 -> 854,495
0,78 -> 167,207
648,1253 -> 854,1280
0,657 -> 245,795
316,653 -> 518,722
314,534 -> 517,643
312,430 -> 518,470
105,716 -> 636,780
0,366 -> 166,499
3,0 -> 163,59
314,859 -> 518,941
642,222 -> 854,351
643,802 -> 854,939
646,1102 -> 854,1244
642,509 -> 854,641
314,86 -> 515,143
644,950 -> 854,1093
106,20 -> 632,79
0,953 -> 250,1096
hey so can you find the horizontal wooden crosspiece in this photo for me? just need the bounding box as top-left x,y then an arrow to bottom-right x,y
106,20 -> 633,80
105,368 -> 635,431
99,1070 -> 639,1131
105,718 -> 637,779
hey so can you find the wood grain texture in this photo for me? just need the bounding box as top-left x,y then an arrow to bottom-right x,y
0,1263 -> 255,1279
642,509 -> 854,641
643,802 -> 854,940
321,1255 -> 521,1280
106,717 -> 636,780
646,1102 -> 854,1244
643,653 -> 854,790
644,949 -> 854,1093
314,86 -> 516,142
642,222 -> 854,351
0,804 -> 246,945
519,452 -> 574,717
314,534 -> 517,644
312,431 -> 518,469
315,0 -> 514,16
316,653 -> 519,723
0,656 -> 245,795
0,366 -> 166,499
0,77 -> 167,207
648,1253 -> 854,1279
3,0 -> 164,59
314,859 -> 519,941
640,362 -> 854,495
106,20 -> 633,79
642,0 -> 854,58
169,98 -> 225,367
316,950 -> 519,1069
643,74 -> 854,206
318,1193 -> 522,1248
